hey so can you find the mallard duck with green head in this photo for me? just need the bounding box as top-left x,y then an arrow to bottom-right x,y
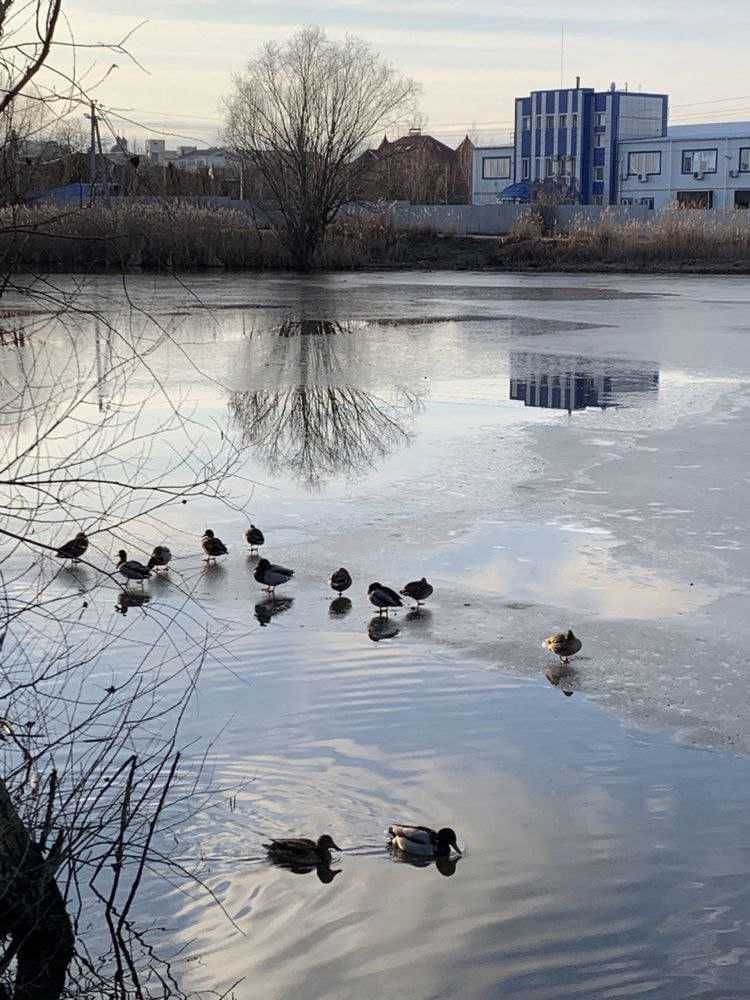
388,824 -> 461,858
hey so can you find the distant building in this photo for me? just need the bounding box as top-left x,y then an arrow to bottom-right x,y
353,129 -> 474,204
471,78 -> 750,210
472,144 -> 515,205
619,123 -> 750,210
172,147 -> 229,172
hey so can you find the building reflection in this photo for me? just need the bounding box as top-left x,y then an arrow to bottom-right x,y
509,352 -> 659,413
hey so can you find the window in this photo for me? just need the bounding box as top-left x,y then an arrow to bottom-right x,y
595,112 -> 606,127
677,190 -> 714,208
740,148 -> 750,172
523,116 -> 531,131
592,194 -> 604,206
681,149 -> 718,174
522,158 -> 530,180
620,197 -> 633,206
482,156 -> 511,180
640,198 -> 655,209
595,133 -> 606,148
558,113 -> 567,129
545,114 -> 554,129
536,115 -> 542,130
627,151 -> 661,177
534,157 -> 541,179
567,156 -> 577,177
594,166 -> 605,181
545,156 -> 554,177
571,112 -> 578,129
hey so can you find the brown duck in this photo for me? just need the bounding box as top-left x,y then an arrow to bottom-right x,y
543,629 -> 582,666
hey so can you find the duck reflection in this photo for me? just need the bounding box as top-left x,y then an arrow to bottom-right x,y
510,352 -> 659,413
545,668 -> 576,696
114,591 -> 151,615
329,596 -> 352,618
368,615 -> 400,642
269,858 -> 342,884
403,607 -> 432,629
388,849 -> 461,878
254,596 -> 294,626
228,319 -> 425,489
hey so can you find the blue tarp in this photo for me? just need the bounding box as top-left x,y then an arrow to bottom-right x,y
498,181 -> 530,202
27,183 -> 116,205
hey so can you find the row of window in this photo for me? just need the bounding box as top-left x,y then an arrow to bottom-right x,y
626,148 -> 750,177
518,156 -> 577,181
521,111 -> 607,132
522,112 -> 580,132
482,147 -> 750,186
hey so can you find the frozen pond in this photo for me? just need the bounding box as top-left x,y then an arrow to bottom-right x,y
3,271 -> 750,997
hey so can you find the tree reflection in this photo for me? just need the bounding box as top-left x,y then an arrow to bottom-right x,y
228,319 -> 425,489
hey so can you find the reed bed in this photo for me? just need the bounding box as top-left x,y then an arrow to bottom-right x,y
0,200 -> 406,272
507,207 -> 750,269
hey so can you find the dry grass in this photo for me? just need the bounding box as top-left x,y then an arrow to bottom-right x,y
559,208 -> 750,265
0,200 -> 407,272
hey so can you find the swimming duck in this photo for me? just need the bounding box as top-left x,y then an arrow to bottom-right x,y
254,557 -> 294,593
388,825 -> 461,858
245,524 -> 265,554
263,834 -> 342,865
147,545 -> 172,573
116,550 -> 151,588
330,567 -> 352,594
543,629 -> 582,666
400,578 -> 433,606
367,582 -> 402,615
55,531 -> 88,564
202,529 -> 228,563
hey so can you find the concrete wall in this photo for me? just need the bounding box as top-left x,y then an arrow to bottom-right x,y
359,201 -> 654,235
619,134 -> 750,210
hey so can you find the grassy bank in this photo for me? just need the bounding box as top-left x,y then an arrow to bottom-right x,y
1,201 -> 749,274
0,201 -> 406,272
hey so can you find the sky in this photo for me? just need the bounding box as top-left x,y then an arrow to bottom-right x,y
59,0 -> 750,151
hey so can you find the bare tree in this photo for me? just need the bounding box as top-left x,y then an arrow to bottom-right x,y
223,26 -> 419,270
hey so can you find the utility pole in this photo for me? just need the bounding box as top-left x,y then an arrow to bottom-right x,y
88,101 -> 96,202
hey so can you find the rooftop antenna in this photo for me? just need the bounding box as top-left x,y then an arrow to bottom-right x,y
560,25 -> 565,89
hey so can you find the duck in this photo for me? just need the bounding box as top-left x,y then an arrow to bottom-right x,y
254,557 -> 294,593
400,577 -> 433,606
147,545 -> 172,573
543,629 -> 582,667
55,531 -> 88,564
388,825 -> 461,858
245,524 -> 265,554
330,567 -> 352,594
367,582 -> 402,615
116,550 -> 151,588
202,529 -> 228,563
263,834 -> 342,866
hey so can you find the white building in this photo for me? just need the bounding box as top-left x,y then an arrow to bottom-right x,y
472,145 -> 515,204
618,123 -> 750,210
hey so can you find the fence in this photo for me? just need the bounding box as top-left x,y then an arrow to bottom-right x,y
349,201 -> 655,236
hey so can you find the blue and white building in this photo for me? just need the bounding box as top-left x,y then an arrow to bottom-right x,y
472,78 -> 750,210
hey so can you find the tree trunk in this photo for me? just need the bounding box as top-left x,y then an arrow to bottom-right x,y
0,781 -> 73,1000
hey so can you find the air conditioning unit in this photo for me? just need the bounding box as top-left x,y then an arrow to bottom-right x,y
729,169 -> 738,178
638,173 -> 648,182
693,171 -> 705,180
